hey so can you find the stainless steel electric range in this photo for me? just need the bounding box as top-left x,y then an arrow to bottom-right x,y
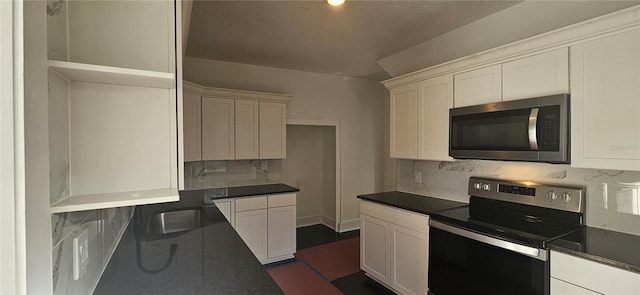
428,177 -> 585,295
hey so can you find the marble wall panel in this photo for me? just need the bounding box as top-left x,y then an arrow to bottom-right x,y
52,207 -> 133,295
184,159 -> 283,190
46,0 -> 68,60
397,159 -> 640,235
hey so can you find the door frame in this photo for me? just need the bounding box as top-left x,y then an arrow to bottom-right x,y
1,0 -> 27,293
286,118 -> 342,232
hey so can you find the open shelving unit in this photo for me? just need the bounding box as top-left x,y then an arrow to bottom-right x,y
47,0 -> 180,214
49,60 -> 176,89
50,189 -> 179,214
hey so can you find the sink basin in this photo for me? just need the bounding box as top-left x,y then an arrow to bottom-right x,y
147,208 -> 204,235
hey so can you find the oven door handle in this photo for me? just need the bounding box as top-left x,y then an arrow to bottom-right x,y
528,108 -> 540,150
430,220 -> 548,261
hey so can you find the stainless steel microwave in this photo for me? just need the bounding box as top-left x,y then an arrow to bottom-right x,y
449,94 -> 569,163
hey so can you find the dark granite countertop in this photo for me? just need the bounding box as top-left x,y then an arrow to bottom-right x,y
94,202 -> 283,294
180,183 -> 300,202
357,191 -> 467,215
549,226 -> 640,274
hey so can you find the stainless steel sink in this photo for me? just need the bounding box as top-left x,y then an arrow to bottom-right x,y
147,208 -> 203,235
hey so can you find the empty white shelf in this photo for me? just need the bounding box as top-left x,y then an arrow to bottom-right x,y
50,188 -> 180,213
49,60 -> 176,89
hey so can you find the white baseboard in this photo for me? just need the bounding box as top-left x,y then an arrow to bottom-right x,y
339,218 -> 360,233
321,216 -> 336,231
296,215 -> 322,228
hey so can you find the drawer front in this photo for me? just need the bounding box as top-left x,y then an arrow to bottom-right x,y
236,196 -> 268,212
360,200 -> 429,233
268,193 -> 296,208
551,250 -> 640,294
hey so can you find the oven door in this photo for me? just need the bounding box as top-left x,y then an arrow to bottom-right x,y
428,220 -> 549,295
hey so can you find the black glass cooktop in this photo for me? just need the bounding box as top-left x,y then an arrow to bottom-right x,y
430,197 -> 584,249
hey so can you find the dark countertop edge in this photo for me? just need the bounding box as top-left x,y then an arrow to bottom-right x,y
357,191 -> 467,216
180,183 -> 299,200
94,203 -> 284,294
549,232 -> 640,274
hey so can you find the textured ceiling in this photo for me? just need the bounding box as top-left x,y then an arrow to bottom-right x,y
186,0 -> 521,80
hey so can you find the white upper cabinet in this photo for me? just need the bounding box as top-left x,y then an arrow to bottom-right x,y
390,84 -> 418,159
454,64 -> 502,107
183,92 -> 202,162
454,49 -> 568,107
235,100 -> 260,159
182,82 -> 290,161
570,29 -> 640,171
502,48 -> 569,101
418,75 -> 454,161
259,102 -> 287,159
201,97 -> 235,160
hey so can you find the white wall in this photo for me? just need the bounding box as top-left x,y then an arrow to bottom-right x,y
284,125 -> 337,228
285,125 -> 327,226
378,1 -> 639,77
184,57 -> 389,230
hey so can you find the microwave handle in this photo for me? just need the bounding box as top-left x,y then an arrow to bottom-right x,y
528,108 -> 539,150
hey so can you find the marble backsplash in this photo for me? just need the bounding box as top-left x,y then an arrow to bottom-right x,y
397,159 -> 640,236
183,159 -> 283,190
52,206 -> 133,295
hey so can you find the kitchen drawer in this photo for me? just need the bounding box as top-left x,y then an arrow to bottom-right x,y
360,200 -> 428,233
236,196 -> 268,212
551,250 -> 640,294
268,193 -> 296,208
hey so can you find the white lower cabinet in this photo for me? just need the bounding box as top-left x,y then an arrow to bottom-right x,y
235,207 -> 269,261
551,250 -> 640,295
267,205 -> 297,259
361,214 -> 392,283
360,200 -> 429,295
231,193 -> 297,264
551,277 -> 602,295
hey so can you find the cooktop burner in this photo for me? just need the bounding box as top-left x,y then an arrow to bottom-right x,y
430,177 -> 586,249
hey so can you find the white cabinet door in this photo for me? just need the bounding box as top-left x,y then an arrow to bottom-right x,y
267,205 -> 296,259
259,102 -> 286,159
390,225 -> 428,295
235,100 -> 259,159
201,97 -> 235,160
570,29 -> 640,171
361,214 -> 391,285
182,92 -> 201,162
390,83 -> 418,159
235,209 -> 268,261
417,75 -> 454,161
551,278 -> 602,295
502,48 -> 569,101
454,64 -> 502,107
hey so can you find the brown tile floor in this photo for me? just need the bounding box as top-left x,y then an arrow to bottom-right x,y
266,224 -> 394,295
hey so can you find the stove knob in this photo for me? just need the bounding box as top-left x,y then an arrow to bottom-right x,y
482,184 -> 491,191
473,183 -> 482,190
547,191 -> 558,201
561,192 -> 572,203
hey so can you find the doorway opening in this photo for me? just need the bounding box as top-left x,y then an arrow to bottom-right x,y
285,119 -> 341,231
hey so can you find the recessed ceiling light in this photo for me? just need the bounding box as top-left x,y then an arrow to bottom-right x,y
327,0 -> 345,7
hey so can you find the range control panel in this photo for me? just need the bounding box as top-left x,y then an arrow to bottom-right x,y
468,177 -> 585,213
